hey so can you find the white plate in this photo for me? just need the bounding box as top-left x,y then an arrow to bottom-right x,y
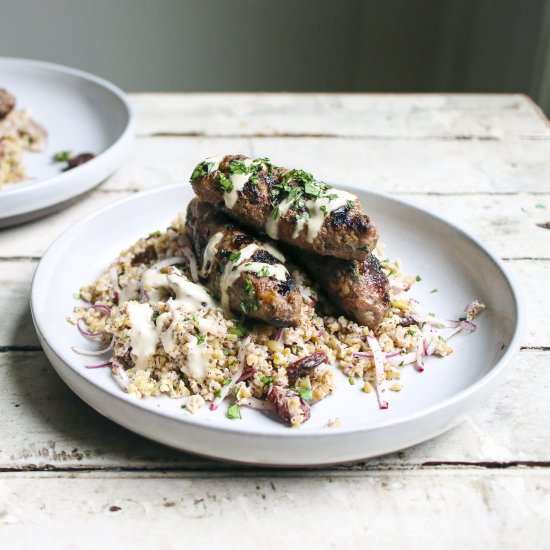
31,183 -> 523,466
0,57 -> 133,227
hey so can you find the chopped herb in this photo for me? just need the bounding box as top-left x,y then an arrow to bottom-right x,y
271,204 -> 280,220
320,205 -> 328,217
190,160 -> 217,180
348,377 -> 356,386
416,275 -> 422,282
428,312 -> 435,317
291,344 -> 303,354
196,333 -> 206,345
430,288 -> 438,294
358,246 -> 370,253
240,301 -> 259,314
180,403 -> 187,409
407,329 -> 416,336
258,266 -> 270,277
346,199 -> 355,209
228,159 -> 249,174
261,375 -> 273,385
297,387 -> 313,402
229,251 -> 241,262
214,389 -> 221,398
326,193 -> 338,201
535,204 -> 546,209
227,404 -> 242,420
53,150 -> 72,162
73,292 -> 81,300
148,230 -> 161,238
222,377 -> 231,386
217,172 -> 233,192
249,173 -> 259,185
229,323 -> 249,338
244,279 -> 254,295
222,348 -> 229,356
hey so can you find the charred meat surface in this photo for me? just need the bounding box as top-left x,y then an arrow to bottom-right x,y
0,89 -> 15,120
190,155 -> 378,261
296,250 -> 390,329
185,198 -> 303,327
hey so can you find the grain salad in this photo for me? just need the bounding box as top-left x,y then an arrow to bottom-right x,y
69,212 -> 485,428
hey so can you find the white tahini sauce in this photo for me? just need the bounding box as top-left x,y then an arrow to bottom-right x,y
127,302 -> 158,370
200,231 -> 224,278
127,269 -> 216,377
267,187 -> 357,243
219,243 -> 289,312
223,157 -> 253,209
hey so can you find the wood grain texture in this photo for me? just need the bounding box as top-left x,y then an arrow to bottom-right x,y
131,93 -> 550,139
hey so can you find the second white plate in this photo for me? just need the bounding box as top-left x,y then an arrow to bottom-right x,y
0,57 -> 134,227
31,183 -> 523,465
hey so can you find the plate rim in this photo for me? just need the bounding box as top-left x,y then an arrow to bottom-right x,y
0,56 -> 134,200
30,182 -> 525,439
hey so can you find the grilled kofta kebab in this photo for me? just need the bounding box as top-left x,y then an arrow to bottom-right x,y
185,198 -> 303,327
293,250 -> 390,329
190,155 -> 378,261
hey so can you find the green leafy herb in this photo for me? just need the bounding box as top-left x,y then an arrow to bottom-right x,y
245,279 -> 254,296
258,266 -> 270,277
416,275 -> 422,282
222,377 -> 231,386
348,377 -> 355,386
407,329 -> 416,336
228,159 -> 249,174
261,375 -> 273,386
148,230 -> 161,238
53,150 -> 72,162
271,204 -> 280,220
196,333 -> 206,345
217,172 -> 233,192
227,404 -> 242,420
535,204 -> 546,209
297,387 -> 313,402
229,322 -> 249,338
180,403 -> 187,409
229,251 -> 241,262
249,173 -> 259,185
73,292 -> 81,300
214,389 -> 221,398
190,160 -> 217,180
320,205 -> 328,217
358,246 -> 370,253
346,199 -> 355,209
430,288 -> 438,294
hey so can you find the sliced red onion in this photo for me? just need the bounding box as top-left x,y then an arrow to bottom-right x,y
92,303 -> 111,315
386,351 -> 417,367
366,335 -> 389,409
151,255 -> 188,271
353,350 -> 401,360
415,339 -> 425,373
390,281 -> 410,294
71,338 -> 114,357
210,335 -> 251,411
76,319 -> 105,339
112,363 -> 129,390
240,397 -> 276,412
85,361 -> 112,369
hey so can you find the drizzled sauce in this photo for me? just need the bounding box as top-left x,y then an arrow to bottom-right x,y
200,231 -> 223,277
223,158 -> 253,209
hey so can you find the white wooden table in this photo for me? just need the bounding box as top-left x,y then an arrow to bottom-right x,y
1,94 -> 549,549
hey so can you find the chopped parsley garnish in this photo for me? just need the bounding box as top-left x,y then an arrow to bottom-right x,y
229,322 -> 249,338
297,387 -> 313,402
227,404 -> 242,420
214,389 -> 221,398
217,172 -> 233,192
348,377 -> 356,386
261,375 -> 273,386
407,329 -> 416,336
258,266 -> 270,277
190,160 -> 217,180
240,301 -> 259,314
249,173 -> 259,185
228,159 -> 249,174
196,333 -> 206,345
346,199 -> 355,209
229,251 -> 241,262
73,292 -> 80,300
415,275 -> 422,282
148,230 -> 161,238
535,204 -> 546,209
251,157 -> 273,174
245,278 -> 254,295
180,403 -> 187,409
222,378 -> 231,386
430,288 -> 438,294
320,205 -> 328,217
271,204 -> 280,220
358,246 -> 370,253
53,150 -> 72,162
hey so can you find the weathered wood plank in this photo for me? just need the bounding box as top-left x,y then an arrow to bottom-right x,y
96,136 -> 550,193
0,349 -> 547,470
0,470 -> 548,549
0,258 -> 546,349
131,93 -> 550,139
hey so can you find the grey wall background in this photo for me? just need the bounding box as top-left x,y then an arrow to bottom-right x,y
2,0 -> 550,113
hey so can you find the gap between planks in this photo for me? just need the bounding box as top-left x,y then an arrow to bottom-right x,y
0,461 -> 549,476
